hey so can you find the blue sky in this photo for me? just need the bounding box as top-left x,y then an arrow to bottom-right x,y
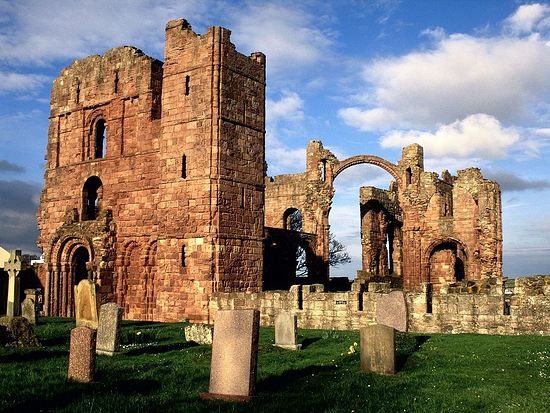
0,0 -> 549,277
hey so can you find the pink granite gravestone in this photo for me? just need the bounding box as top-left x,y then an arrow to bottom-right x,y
67,326 -> 96,382
202,309 -> 260,401
375,290 -> 408,332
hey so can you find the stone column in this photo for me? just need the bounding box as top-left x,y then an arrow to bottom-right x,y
5,250 -> 23,317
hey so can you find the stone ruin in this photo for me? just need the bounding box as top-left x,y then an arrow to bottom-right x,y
36,18 -> 549,335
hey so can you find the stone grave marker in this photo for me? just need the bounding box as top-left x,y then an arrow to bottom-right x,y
184,323 -> 213,345
21,298 -> 36,324
75,279 -> 100,329
375,290 -> 408,332
274,311 -> 301,350
202,309 -> 260,401
360,324 -> 396,375
96,303 -> 123,356
4,250 -> 23,317
67,326 -> 96,382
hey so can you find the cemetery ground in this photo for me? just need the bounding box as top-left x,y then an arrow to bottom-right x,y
1,319 -> 549,413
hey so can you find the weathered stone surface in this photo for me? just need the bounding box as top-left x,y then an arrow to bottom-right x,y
274,311 -> 301,350
37,19 -> 266,324
376,290 -> 407,332
68,327 -> 96,383
205,309 -> 260,400
21,298 -> 36,325
184,323 -> 213,345
75,280 -> 99,329
4,250 -> 23,317
96,303 -> 123,355
360,324 -> 396,375
0,316 -> 41,347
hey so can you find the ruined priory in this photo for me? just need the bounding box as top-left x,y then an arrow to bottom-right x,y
37,19 -> 548,335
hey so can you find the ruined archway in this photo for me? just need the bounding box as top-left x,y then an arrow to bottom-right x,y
425,239 -> 468,290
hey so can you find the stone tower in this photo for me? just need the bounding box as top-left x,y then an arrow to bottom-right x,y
38,19 -> 265,322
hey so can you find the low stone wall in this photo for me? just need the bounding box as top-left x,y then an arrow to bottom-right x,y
210,276 -> 550,336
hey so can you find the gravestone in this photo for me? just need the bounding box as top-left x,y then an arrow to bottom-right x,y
274,311 -> 301,350
202,309 -> 260,401
375,290 -> 408,332
74,279 -> 99,329
360,324 -> 396,375
96,303 -> 123,356
4,250 -> 23,317
21,298 -> 36,324
184,323 -> 213,345
67,326 -> 96,382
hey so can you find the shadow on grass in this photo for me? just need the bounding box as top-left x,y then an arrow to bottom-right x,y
0,349 -> 66,363
122,320 -> 163,327
396,334 -> 431,371
300,336 -> 321,349
5,378 -> 161,413
258,364 -> 335,393
124,341 -> 196,356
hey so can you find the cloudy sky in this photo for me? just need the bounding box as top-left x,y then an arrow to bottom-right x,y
0,0 -> 549,277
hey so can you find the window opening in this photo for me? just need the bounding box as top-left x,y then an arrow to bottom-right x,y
114,71 -> 119,94
75,81 -> 80,104
181,154 -> 187,179
284,208 -> 302,231
406,167 -> 412,186
184,75 -> 190,96
181,245 -> 186,267
82,176 -> 102,220
94,119 -> 107,159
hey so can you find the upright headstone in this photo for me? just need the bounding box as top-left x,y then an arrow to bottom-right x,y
4,250 -> 23,317
274,311 -> 301,350
21,298 -> 36,324
360,324 -> 396,375
74,279 -> 100,329
96,303 -> 123,356
202,309 -> 260,401
67,326 -> 96,383
375,290 -> 408,332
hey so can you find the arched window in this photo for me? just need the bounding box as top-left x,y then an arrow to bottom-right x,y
94,119 -> 107,159
82,176 -> 103,220
283,208 -> 302,231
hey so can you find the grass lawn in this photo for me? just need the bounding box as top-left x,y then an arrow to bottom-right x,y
0,318 -> 549,412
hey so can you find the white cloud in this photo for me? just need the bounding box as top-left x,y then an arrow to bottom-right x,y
504,3 -> 550,34
380,114 -> 519,159
339,5 -> 550,133
0,0 -> 207,65
266,91 -> 304,123
338,107 -> 401,132
0,71 -> 48,93
229,3 -> 333,76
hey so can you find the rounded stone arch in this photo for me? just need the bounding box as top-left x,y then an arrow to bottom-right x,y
47,235 -> 94,317
424,237 -> 469,285
50,234 -> 94,266
86,110 -> 108,159
144,239 -> 158,267
283,207 -> 303,231
333,155 -> 402,186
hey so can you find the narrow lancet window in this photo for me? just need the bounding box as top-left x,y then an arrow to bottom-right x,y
181,154 -> 187,179
185,75 -> 190,96
94,119 -> 106,159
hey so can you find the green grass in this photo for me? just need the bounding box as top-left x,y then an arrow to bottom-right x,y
1,318 -> 549,412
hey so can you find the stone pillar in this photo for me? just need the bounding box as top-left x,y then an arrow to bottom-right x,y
5,250 -> 23,317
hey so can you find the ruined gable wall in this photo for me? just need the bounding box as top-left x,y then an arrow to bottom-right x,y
38,46 -> 163,318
